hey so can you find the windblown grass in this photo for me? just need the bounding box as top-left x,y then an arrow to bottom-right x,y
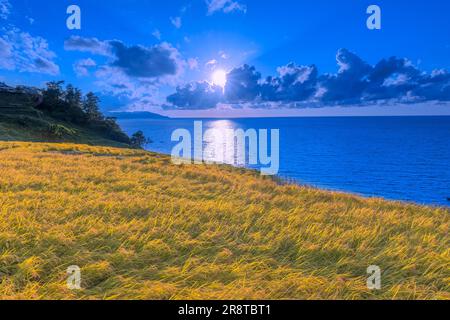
0,141 -> 448,300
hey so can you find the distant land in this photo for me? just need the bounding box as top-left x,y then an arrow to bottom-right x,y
108,111 -> 170,120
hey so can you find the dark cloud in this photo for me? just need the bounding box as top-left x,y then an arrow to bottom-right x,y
34,57 -> 56,71
363,57 -> 422,101
165,48 -> 450,110
416,70 -> 450,101
318,48 -> 373,104
225,64 -> 261,102
261,63 -> 318,101
64,36 -> 112,56
109,41 -> 180,78
166,81 -> 223,110
369,57 -> 420,84
64,36 -> 187,112
64,36 -> 183,79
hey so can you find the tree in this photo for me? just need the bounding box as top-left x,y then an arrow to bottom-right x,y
65,84 -> 83,110
130,131 -> 151,149
83,92 -> 103,122
42,81 -> 65,111
36,83 -> 133,145
62,84 -> 87,123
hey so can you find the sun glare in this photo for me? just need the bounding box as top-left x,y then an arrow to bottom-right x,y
212,69 -> 227,88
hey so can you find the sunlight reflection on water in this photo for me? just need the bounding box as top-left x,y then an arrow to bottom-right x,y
118,116 -> 450,206
202,120 -> 239,166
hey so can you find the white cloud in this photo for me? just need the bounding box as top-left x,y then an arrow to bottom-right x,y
206,59 -> 218,69
206,0 -> 247,15
0,0 -> 11,20
219,51 -> 229,59
0,2 -> 59,75
74,58 -> 97,76
70,37 -> 190,111
0,37 -> 13,70
180,5 -> 190,14
152,29 -> 161,40
94,65 -> 162,112
170,16 -> 182,29
188,58 -> 199,70
0,27 -> 59,75
65,35 -> 191,112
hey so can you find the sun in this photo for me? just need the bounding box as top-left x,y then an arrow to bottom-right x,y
212,69 -> 227,88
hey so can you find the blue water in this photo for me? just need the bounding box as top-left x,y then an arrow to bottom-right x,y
118,116 -> 450,206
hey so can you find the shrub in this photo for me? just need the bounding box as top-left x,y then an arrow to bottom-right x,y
46,124 -> 76,139
130,131 -> 152,149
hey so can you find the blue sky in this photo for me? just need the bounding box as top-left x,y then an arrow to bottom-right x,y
1,0 -> 450,117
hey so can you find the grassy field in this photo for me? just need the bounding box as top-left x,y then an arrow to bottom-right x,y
0,141 -> 448,300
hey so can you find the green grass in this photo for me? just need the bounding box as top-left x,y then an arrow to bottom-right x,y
0,141 -> 448,300
0,115 -> 129,148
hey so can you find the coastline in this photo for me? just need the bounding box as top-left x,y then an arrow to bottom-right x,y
118,116 -> 450,207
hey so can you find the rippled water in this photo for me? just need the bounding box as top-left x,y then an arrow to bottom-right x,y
119,116 -> 450,206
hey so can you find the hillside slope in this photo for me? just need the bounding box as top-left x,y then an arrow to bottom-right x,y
0,83 -> 131,147
0,142 -> 448,300
0,114 -> 130,147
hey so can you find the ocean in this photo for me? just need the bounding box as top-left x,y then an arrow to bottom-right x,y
118,116 -> 450,206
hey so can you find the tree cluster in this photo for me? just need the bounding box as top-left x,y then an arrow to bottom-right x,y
38,81 -> 130,144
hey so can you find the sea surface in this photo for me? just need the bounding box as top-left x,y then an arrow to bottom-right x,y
118,116 -> 450,206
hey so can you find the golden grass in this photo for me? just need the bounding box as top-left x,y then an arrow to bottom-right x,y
0,141 -> 448,300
